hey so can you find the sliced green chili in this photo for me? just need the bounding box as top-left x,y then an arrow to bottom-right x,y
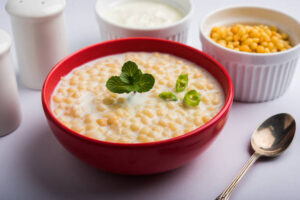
183,90 -> 201,107
176,74 -> 188,92
159,92 -> 178,101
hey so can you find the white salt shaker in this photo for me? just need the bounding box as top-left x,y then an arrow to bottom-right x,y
6,0 -> 68,90
0,29 -> 21,137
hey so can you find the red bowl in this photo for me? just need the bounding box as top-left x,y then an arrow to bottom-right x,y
42,38 -> 234,175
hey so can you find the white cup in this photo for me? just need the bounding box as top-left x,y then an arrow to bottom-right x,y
95,0 -> 193,43
200,6 -> 300,102
0,29 -> 21,137
6,0 -> 68,90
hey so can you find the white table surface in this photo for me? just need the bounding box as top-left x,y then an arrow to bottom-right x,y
1,0 -> 300,199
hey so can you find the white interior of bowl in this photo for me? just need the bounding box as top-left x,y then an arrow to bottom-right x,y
96,0 -> 192,30
201,6 -> 300,46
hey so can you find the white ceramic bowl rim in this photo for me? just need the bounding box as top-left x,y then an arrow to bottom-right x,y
95,0 -> 194,31
200,6 -> 300,57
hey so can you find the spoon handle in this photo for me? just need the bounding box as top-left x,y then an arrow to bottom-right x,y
216,152 -> 261,200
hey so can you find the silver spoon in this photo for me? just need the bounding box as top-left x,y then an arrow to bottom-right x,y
216,113 -> 296,200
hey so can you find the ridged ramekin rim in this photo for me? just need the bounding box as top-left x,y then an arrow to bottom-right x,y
95,0 -> 194,32
199,5 -> 300,57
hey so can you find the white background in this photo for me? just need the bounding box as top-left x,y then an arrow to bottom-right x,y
0,0 -> 300,199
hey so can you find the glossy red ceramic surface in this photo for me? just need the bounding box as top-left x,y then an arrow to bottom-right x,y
42,38 -> 234,175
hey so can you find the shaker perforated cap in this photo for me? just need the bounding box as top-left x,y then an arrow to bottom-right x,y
5,0 -> 66,19
0,29 -> 11,55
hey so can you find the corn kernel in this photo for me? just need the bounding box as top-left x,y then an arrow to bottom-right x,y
210,24 -> 292,53
142,109 -> 154,118
103,97 -> 114,105
64,98 -> 73,104
202,116 -> 211,123
130,124 -> 140,132
84,114 -> 96,123
53,95 -> 63,103
97,118 -> 107,126
140,127 -> 151,135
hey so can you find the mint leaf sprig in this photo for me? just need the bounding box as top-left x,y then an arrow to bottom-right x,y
106,61 -> 155,94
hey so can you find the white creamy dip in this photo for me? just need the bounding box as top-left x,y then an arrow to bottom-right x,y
102,0 -> 184,29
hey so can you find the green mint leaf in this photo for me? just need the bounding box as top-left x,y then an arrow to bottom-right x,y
120,63 -> 142,84
137,74 -> 155,93
183,90 -> 201,107
106,76 -> 132,93
133,69 -> 142,82
159,92 -> 178,101
105,61 -> 155,94
176,74 -> 189,92
121,61 -> 139,77
120,72 -> 133,84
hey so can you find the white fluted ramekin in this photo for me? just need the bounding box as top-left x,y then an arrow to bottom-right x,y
95,0 -> 193,43
200,6 -> 300,102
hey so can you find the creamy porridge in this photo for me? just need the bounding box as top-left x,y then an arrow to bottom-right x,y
51,52 -> 224,143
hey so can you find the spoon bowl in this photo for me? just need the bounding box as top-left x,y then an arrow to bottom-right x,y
251,113 -> 296,157
217,113 -> 296,200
